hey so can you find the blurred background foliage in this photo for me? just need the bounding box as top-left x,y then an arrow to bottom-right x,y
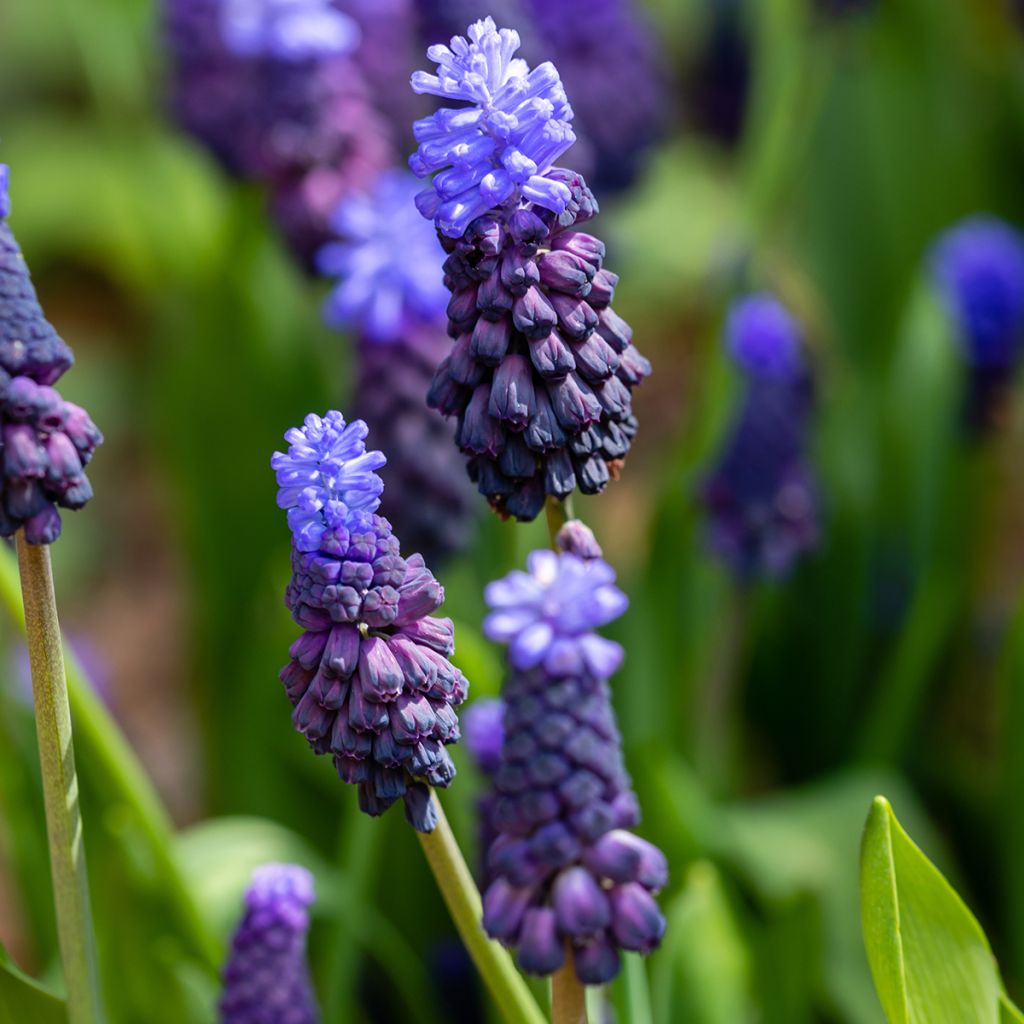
1,0 -> 1024,1021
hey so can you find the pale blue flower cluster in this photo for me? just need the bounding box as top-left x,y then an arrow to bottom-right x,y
409,17 -> 577,237
484,549 -> 627,678
271,411 -> 387,551
221,0 -> 360,60
317,171 -> 449,342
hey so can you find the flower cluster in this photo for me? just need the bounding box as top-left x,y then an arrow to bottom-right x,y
0,168 -> 102,544
164,0 -> 394,266
219,863 -> 319,1024
409,17 -> 577,238
480,542 -> 666,983
273,412 -> 467,832
700,294 -> 819,579
931,215 -> 1024,431
525,0 -> 665,193
317,173 -> 477,563
411,21 -> 650,520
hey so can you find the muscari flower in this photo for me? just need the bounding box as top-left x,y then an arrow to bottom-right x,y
0,168 -> 102,544
525,0 -> 666,193
219,863 -> 319,1024
317,172 -> 478,563
164,0 -> 393,267
274,413 -> 467,832
699,294 -> 819,579
410,20 -> 651,521
481,544 -> 667,983
930,215 -> 1024,431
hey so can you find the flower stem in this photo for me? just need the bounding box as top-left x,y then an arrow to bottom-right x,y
544,496 -> 574,550
416,791 -> 546,1024
16,533 -> 104,1024
551,951 -> 587,1024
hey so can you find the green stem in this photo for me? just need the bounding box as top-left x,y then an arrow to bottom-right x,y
0,544 -> 219,972
544,496 -> 573,547
16,534 -> 104,1024
551,950 -> 587,1024
416,791 -> 546,1024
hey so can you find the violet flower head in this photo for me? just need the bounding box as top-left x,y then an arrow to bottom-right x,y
272,411 -> 387,552
221,0 -> 360,60
317,172 -> 449,342
484,549 -> 627,677
931,216 -> 1024,369
219,863 -> 319,1024
463,696 -> 505,776
409,17 -> 577,237
275,413 -> 468,832
701,294 -> 819,579
481,550 -> 667,983
0,169 -> 102,544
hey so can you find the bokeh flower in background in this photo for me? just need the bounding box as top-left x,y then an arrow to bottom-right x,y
700,293 -> 819,579
412,18 -> 651,521
481,542 -> 667,982
273,412 -> 467,832
0,166 -> 102,543
318,172 -> 478,563
930,215 -> 1024,433
219,863 -> 319,1024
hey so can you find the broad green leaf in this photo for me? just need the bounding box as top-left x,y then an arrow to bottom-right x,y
860,796 -> 1002,1023
0,946 -> 67,1024
1001,994 -> 1024,1023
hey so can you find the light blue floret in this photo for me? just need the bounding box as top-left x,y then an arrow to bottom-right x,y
271,411 -> 387,551
221,0 -> 361,60
317,171 -> 449,342
409,17 -> 577,238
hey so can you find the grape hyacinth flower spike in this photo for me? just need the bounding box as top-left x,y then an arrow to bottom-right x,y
220,864 -> 319,1024
273,411 -> 468,832
317,171 -> 478,563
0,167 -> 102,544
700,293 -> 819,579
930,215 -> 1024,433
410,18 -> 652,521
481,545 -> 667,984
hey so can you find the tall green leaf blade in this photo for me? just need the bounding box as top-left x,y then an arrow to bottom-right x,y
860,797 -> 1002,1023
1001,995 -> 1024,1023
0,946 -> 67,1024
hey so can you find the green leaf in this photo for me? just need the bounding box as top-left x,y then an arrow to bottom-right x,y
860,796 -> 1002,1023
1001,994 -> 1024,1023
0,946 -> 67,1024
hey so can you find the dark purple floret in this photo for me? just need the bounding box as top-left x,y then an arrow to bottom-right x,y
700,296 -> 819,579
353,328 -> 478,565
525,0 -> 667,193
280,504 -> 467,832
219,864 -> 319,1024
164,0 -> 394,267
426,176 -> 650,521
931,215 -> 1024,432
480,664 -> 666,982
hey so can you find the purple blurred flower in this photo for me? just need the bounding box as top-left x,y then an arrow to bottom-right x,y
318,172 -> 449,342
463,697 -> 505,777
700,295 -> 819,579
409,17 -> 577,237
220,863 -> 319,1024
271,411 -> 387,552
221,0 -> 360,60
484,549 -> 627,677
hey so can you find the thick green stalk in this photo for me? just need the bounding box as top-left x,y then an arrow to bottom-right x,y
544,496 -> 574,546
16,534 -> 104,1024
416,791 -> 546,1024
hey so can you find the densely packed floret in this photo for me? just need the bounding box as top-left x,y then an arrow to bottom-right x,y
219,863 -> 319,1024
273,412 -> 467,832
931,215 -> 1024,431
410,20 -> 650,520
0,167 -> 102,543
480,545 -> 666,983
699,294 -> 819,579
